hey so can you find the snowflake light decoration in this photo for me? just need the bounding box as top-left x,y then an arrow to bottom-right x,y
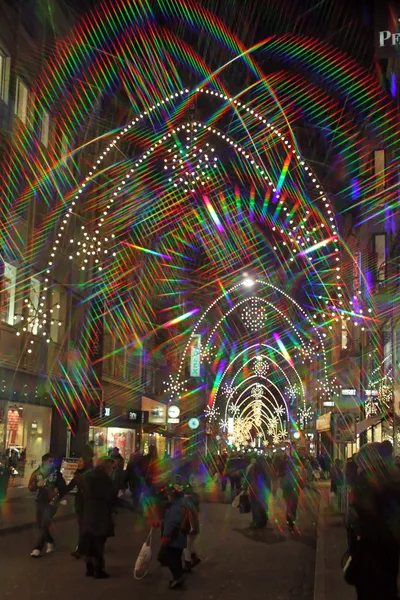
266,415 -> 278,436
251,384 -> 263,400
365,399 -> 378,418
164,140 -> 220,192
219,419 -> 229,433
222,382 -> 235,399
298,406 -> 314,429
263,439 -> 269,448
205,404 -> 220,422
253,401 -> 262,428
253,358 -> 269,377
233,418 -> 252,446
229,404 -> 240,416
241,298 -> 266,332
272,433 -> 280,445
278,430 -> 288,440
275,405 -> 285,417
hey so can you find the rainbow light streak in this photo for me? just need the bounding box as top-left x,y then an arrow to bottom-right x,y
163,308 -> 200,328
203,195 -> 224,232
122,241 -> 173,260
298,236 -> 337,256
210,359 -> 227,406
273,332 -> 294,367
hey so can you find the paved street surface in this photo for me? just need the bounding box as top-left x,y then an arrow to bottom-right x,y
0,487 -> 319,600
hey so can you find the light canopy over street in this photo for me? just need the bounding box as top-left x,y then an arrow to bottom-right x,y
0,1 -> 399,599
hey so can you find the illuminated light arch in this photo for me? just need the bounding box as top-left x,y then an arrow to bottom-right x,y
222,359 -> 298,421
1,1 -> 392,427
171,277 -> 331,403
44,106 -> 340,291
226,378 -> 290,423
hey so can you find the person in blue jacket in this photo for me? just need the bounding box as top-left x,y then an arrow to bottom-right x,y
158,483 -> 192,589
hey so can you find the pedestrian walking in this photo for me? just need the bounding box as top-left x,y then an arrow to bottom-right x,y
65,457 -> 92,559
280,454 -> 306,532
245,457 -> 271,529
347,442 -> 400,600
81,458 -> 116,579
157,483 -> 190,589
330,458 -> 344,511
28,453 -> 67,557
124,451 -> 142,510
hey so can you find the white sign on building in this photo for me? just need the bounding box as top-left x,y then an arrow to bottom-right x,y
190,334 -> 201,377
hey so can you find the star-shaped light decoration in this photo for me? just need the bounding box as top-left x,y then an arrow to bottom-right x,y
242,298 -> 266,332
298,406 -> 314,429
275,405 -> 285,417
205,404 -> 220,422
222,382 -> 235,400
253,357 -> 269,377
219,419 -> 229,433
229,404 -> 240,416
251,383 -> 263,400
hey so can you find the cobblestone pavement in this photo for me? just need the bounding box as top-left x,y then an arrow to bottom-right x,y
0,487 -> 319,600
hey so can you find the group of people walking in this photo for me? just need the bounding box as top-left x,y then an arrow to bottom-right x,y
27,445 -> 202,588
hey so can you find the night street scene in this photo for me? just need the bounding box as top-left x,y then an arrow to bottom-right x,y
0,1 -> 400,599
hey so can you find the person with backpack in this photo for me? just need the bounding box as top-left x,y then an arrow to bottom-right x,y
28,453 -> 67,557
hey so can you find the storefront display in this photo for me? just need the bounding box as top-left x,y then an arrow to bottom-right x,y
89,426 -> 135,463
4,403 -> 52,486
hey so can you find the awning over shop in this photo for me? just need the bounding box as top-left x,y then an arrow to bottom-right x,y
355,415 -> 382,436
316,412 -> 332,432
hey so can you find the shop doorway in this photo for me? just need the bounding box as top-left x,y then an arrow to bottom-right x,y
5,403 -> 52,486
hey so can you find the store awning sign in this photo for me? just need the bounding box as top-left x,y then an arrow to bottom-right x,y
190,335 -> 201,377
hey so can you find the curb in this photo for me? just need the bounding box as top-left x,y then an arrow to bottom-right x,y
314,487 -> 328,600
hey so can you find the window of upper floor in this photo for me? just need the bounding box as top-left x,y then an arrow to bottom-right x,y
0,46 -> 10,104
14,77 -> 30,124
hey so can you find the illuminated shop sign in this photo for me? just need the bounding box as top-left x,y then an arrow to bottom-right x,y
375,3 -> 400,58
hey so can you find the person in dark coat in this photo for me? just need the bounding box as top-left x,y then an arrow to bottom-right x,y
158,484 -> 189,589
124,451 -> 142,510
349,443 -> 400,600
65,457 -> 92,559
245,457 -> 271,529
280,454 -> 306,532
81,458 -> 116,579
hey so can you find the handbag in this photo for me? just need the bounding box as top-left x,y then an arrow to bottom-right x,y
239,492 -> 251,514
232,492 -> 241,509
134,528 -> 153,580
341,541 -> 362,586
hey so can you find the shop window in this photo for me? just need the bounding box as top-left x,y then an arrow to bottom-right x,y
0,46 -> 10,103
1,262 -> 16,325
40,111 -> 50,147
15,78 -> 29,124
374,234 -> 386,283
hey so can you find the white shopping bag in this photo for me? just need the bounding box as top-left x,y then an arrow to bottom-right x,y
134,528 -> 153,580
232,492 -> 242,509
